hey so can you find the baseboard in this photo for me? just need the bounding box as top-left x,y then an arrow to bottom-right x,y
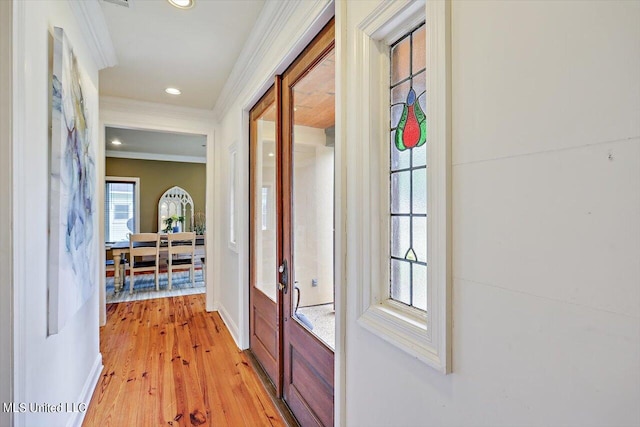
217,304 -> 241,349
67,353 -> 103,427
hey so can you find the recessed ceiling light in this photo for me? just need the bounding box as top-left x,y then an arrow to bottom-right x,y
167,0 -> 194,9
268,152 -> 274,157
165,87 -> 181,95
111,139 -> 122,146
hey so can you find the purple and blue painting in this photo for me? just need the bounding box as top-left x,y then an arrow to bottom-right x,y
48,27 -> 97,335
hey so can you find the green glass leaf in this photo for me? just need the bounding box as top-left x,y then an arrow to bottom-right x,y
394,104 -> 409,151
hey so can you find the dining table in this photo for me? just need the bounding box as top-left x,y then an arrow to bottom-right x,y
107,235 -> 206,293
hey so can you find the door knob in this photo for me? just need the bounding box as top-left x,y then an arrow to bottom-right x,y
278,259 -> 288,293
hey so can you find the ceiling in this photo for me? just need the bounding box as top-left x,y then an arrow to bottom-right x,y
293,49 -> 335,129
98,0 -> 333,161
262,49 -> 335,129
105,127 -> 206,160
99,0 -> 264,110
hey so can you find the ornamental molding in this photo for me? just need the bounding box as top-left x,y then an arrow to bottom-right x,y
67,0 -> 118,70
100,96 -> 216,125
105,150 -> 206,164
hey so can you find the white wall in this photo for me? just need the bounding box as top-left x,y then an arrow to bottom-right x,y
1,1 -> 14,426
343,1 -> 640,426
293,129 -> 335,308
313,144 -> 334,306
12,1 -> 103,426
216,129 -> 241,340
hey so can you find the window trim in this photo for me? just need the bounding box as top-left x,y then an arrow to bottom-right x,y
354,0 -> 451,373
105,176 -> 140,243
228,144 -> 238,251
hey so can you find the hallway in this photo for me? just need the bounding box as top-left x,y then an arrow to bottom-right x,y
84,295 -> 285,426
3,1 -> 639,426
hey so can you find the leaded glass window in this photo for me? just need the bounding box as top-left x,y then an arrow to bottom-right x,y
389,23 -> 427,311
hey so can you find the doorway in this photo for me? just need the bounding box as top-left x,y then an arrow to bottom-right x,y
100,124 -> 212,318
249,19 -> 335,426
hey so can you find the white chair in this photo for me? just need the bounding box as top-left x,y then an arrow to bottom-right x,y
128,233 -> 160,294
167,232 -> 196,290
197,233 -> 206,283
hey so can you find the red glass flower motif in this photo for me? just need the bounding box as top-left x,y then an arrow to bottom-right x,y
395,88 -> 426,151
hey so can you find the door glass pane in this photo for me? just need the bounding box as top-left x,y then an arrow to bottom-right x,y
291,48 -> 335,350
254,103 -> 278,302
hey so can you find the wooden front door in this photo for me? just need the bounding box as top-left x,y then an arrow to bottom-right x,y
281,20 -> 335,427
249,83 -> 283,394
249,19 -> 335,426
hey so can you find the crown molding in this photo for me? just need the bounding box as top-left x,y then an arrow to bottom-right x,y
67,0 -> 117,70
106,150 -> 206,164
101,96 -> 216,124
212,1 -> 295,119
213,0 -> 332,120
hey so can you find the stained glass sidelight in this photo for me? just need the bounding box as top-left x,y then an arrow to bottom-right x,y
390,23 -> 427,311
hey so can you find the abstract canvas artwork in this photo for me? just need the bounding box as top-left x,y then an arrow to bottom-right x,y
48,27 -> 97,335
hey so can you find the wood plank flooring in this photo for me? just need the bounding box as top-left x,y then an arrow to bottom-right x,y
84,295 -> 286,427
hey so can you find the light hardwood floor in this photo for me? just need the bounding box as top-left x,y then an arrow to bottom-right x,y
84,295 -> 285,426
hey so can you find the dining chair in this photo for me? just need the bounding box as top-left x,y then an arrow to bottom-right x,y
198,233 -> 206,283
167,232 -> 196,290
105,260 -> 118,276
128,233 -> 160,294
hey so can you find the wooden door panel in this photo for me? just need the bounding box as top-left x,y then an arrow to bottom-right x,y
251,297 -> 278,384
253,305 -> 277,358
289,324 -> 334,386
287,334 -> 334,426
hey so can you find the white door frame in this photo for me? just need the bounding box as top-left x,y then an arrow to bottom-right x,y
1,1 -> 14,425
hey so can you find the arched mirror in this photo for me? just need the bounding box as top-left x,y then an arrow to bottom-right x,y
158,186 -> 194,233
